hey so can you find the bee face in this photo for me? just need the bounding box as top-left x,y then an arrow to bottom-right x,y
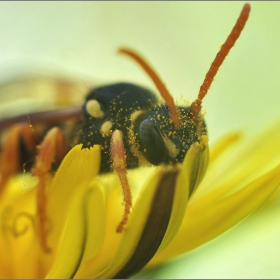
74,82 -> 206,172
132,104 -> 206,166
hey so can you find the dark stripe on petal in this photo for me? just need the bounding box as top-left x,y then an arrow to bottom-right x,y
69,189 -> 91,278
189,154 -> 201,196
114,169 -> 178,278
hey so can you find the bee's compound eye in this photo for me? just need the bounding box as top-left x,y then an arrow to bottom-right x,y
85,99 -> 105,118
139,119 -> 167,165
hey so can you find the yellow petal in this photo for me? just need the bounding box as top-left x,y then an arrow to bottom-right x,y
79,182 -> 106,266
76,166 -> 177,278
74,183 -> 124,278
157,135 -> 209,254
76,137 -> 208,278
209,132 -> 242,164
151,157 -> 280,267
201,120 -> 280,195
0,176 -> 43,278
181,163 -> 280,255
47,144 -> 100,250
47,182 -> 106,278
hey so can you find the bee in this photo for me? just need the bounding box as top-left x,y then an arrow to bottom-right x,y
0,4 -> 250,240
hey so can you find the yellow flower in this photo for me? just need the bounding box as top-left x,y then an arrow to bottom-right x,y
1,117 -> 280,278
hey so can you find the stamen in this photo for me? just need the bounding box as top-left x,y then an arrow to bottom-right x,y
110,130 -> 133,233
190,3 -> 251,120
119,48 -> 180,129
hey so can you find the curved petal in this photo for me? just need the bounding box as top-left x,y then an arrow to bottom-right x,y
150,154 -> 280,266
209,132 -> 242,164
157,135 -> 209,253
75,137 -> 209,278
0,176 -> 42,278
46,144 -> 100,251
76,166 -> 177,278
181,163 -> 278,261
47,182 -> 106,278
201,119 -> 280,195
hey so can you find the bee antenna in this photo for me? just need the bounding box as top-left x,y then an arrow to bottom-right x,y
190,3 -> 251,120
118,48 -> 180,129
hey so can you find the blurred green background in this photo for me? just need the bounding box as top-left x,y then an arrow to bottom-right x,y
0,2 -> 280,278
